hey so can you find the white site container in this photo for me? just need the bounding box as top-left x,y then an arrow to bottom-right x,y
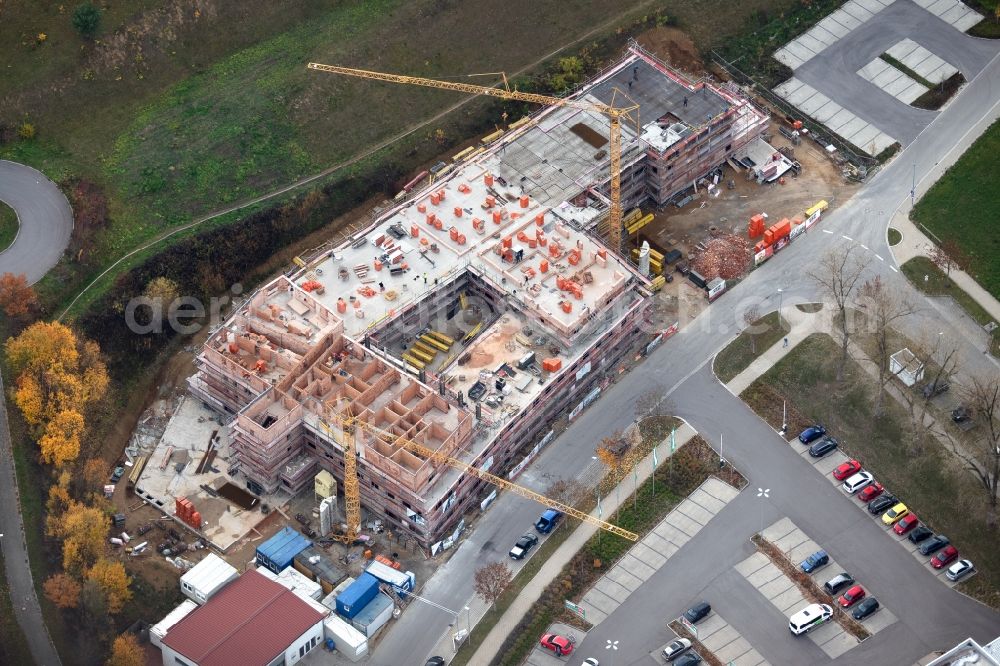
180,553 -> 239,605
150,599 -> 197,648
323,614 -> 369,662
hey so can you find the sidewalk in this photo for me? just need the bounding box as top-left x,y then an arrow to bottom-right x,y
465,421 -> 698,665
727,306 -> 824,395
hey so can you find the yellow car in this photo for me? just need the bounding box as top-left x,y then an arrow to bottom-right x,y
882,503 -> 909,526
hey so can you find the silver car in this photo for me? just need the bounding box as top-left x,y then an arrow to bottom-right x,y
946,559 -> 975,581
663,638 -> 692,661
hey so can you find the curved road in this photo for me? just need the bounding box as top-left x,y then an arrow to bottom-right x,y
0,160 -> 73,285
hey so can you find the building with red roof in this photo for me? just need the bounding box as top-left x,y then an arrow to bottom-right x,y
160,569 -> 326,666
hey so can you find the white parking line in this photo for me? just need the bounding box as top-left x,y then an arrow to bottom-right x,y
822,229 -> 833,234
861,244 -> 869,251
875,254 -> 884,261
842,235 -> 853,241
890,266 -> 898,272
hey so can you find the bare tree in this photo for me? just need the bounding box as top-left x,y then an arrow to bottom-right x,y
862,276 -> 918,418
895,332 -> 959,455
473,561 -> 513,610
808,245 -> 870,381
929,240 -> 972,278
634,382 -> 674,442
951,373 -> 1000,527
545,479 -> 586,506
744,305 -> 761,354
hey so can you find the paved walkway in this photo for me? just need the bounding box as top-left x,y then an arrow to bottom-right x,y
727,306 -> 823,395
466,421 -> 698,665
0,371 -> 62,665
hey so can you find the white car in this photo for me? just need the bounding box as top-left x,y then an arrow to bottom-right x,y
946,559 -> 975,581
663,638 -> 692,660
841,471 -> 874,494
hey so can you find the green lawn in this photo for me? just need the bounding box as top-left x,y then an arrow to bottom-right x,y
713,311 -> 790,382
742,334 -> 1000,609
0,200 -> 18,253
901,257 -> 999,356
911,118 -> 1000,300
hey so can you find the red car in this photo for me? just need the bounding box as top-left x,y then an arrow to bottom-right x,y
539,634 -> 574,657
931,545 -> 959,569
858,483 -> 884,502
838,585 -> 866,608
833,460 -> 862,481
893,514 -> 919,535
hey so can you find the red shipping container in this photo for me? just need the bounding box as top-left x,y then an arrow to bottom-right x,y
763,229 -> 774,246
773,218 -> 791,240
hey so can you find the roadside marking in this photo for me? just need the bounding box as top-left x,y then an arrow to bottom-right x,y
890,266 -> 898,272
842,235 -> 854,241
861,244 -> 869,251
875,254 -> 884,261
822,229 -> 833,234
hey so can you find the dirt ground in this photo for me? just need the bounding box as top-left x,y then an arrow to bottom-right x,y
635,26 -> 705,75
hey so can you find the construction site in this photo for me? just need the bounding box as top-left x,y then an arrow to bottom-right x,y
129,42 -> 844,557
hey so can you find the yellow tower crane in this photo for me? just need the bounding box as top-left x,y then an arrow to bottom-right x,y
307,62 -> 639,254
318,414 -> 638,542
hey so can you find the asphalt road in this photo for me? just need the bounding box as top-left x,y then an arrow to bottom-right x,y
0,160 -> 73,285
371,39 -> 1000,666
0,371 -> 62,666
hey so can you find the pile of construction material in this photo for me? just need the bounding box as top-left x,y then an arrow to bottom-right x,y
691,234 -> 751,280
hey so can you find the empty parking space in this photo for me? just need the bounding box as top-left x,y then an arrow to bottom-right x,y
692,610 -> 770,666
858,59 -> 929,104
774,0 -> 895,69
576,478 -> 739,625
886,38 -> 960,84
772,78 -> 898,156
911,0 -> 983,31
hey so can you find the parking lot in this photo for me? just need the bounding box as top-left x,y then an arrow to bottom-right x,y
524,623 -> 588,666
661,608 -> 769,666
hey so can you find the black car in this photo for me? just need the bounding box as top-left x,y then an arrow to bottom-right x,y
809,437 -> 839,458
674,653 -> 702,666
798,425 -> 827,444
683,601 -> 711,624
823,573 -> 855,595
425,658 -> 445,666
867,494 -> 897,515
919,534 -> 950,556
908,525 -> 934,544
508,534 -> 539,560
922,381 -> 949,399
852,597 -> 880,621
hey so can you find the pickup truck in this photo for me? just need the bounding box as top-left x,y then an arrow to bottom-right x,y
535,508 -> 563,534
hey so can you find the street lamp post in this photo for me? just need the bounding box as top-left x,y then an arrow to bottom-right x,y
777,288 -> 783,315
757,487 -> 770,535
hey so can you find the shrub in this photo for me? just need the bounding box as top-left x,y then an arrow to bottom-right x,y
71,3 -> 102,38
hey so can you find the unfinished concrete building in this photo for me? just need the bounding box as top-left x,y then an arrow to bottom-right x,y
187,44 -> 766,549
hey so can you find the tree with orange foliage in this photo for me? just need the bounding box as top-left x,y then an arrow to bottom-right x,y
87,559 -> 132,614
0,272 -> 37,318
53,501 -> 107,574
38,409 -> 85,467
43,573 -> 81,609
106,633 -> 144,666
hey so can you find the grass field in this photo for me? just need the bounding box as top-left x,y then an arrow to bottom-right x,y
911,118 -> 1000,300
901,257 -> 1000,356
713,311 -> 790,382
742,334 -> 1000,609
0,200 -> 18,253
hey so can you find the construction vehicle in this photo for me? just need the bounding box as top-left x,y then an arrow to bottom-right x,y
317,414 -> 638,543
307,63 -> 639,254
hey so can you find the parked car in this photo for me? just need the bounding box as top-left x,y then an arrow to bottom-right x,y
539,634 -> 574,656
919,535 -> 950,556
662,638 -> 692,661
683,601 -> 711,624
823,573 -> 855,595
908,526 -> 934,544
509,534 -> 538,560
833,460 -> 862,481
952,406 -> 972,423
852,597 -> 880,620
841,471 -> 873,494
931,545 -> 959,569
110,466 -> 125,483
922,380 -> 949,399
582,660 -> 599,666
893,514 -> 919,535
535,508 -> 563,534
788,603 -> 833,635
881,503 -> 909,526
673,653 -> 702,666
809,437 -> 839,457
946,559 -> 975,582
425,658 -> 445,666
800,550 -> 830,574
858,483 -> 884,503
798,425 -> 826,444
838,585 -> 866,608
868,494 -> 897,515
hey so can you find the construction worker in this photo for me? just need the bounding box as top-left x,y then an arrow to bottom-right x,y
379,281 -> 385,292
683,96 -> 688,107
423,272 -> 428,284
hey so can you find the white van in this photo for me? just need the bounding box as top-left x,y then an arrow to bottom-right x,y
788,603 -> 833,635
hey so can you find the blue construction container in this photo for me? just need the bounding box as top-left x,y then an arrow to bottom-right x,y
255,527 -> 311,574
336,572 -> 380,620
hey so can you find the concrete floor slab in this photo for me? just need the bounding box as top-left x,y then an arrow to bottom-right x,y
760,516 -> 796,542
676,498 -> 715,525
883,73 -> 917,96
704,626 -> 742,652
716,637 -> 754,664
664,512 -> 702,538
696,613 -> 726,640
854,0 -> 887,13
735,552 -> 771,577
837,116 -> 870,139
630,542 -> 668,570
581,588 -> 620,615
746,562 -> 784,588
849,124 -> 884,148
830,9 -> 862,31
955,12 -> 982,31
840,1 -> 875,22
797,33 -> 829,56
813,454 -> 845,476
772,586 -> 807,613
758,575 -> 796,601
941,3 -> 970,24
924,0 -> 951,14
606,566 -> 644,592
818,16 -> 850,38
643,532 -> 679,558
688,487 -> 727,514
826,108 -> 859,133
862,607 -> 898,633
702,477 -> 740,503
781,81 -> 816,107
898,80 -> 929,104
619,553 -> 657,580
731,648 -> 769,666
653,523 -> 689,548
787,41 -> 821,68
805,619 -> 842,644
593,577 -> 631,603
816,629 -> 859,659
813,101 -> 844,124
774,49 -> 805,70
887,38 -> 921,61
788,540 -> 821,563
810,24 -> 840,47
773,531 -> 810,555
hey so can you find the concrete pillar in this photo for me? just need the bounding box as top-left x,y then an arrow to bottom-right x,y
638,241 -> 651,277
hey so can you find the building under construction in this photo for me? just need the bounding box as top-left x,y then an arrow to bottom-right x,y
187,44 -> 767,549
